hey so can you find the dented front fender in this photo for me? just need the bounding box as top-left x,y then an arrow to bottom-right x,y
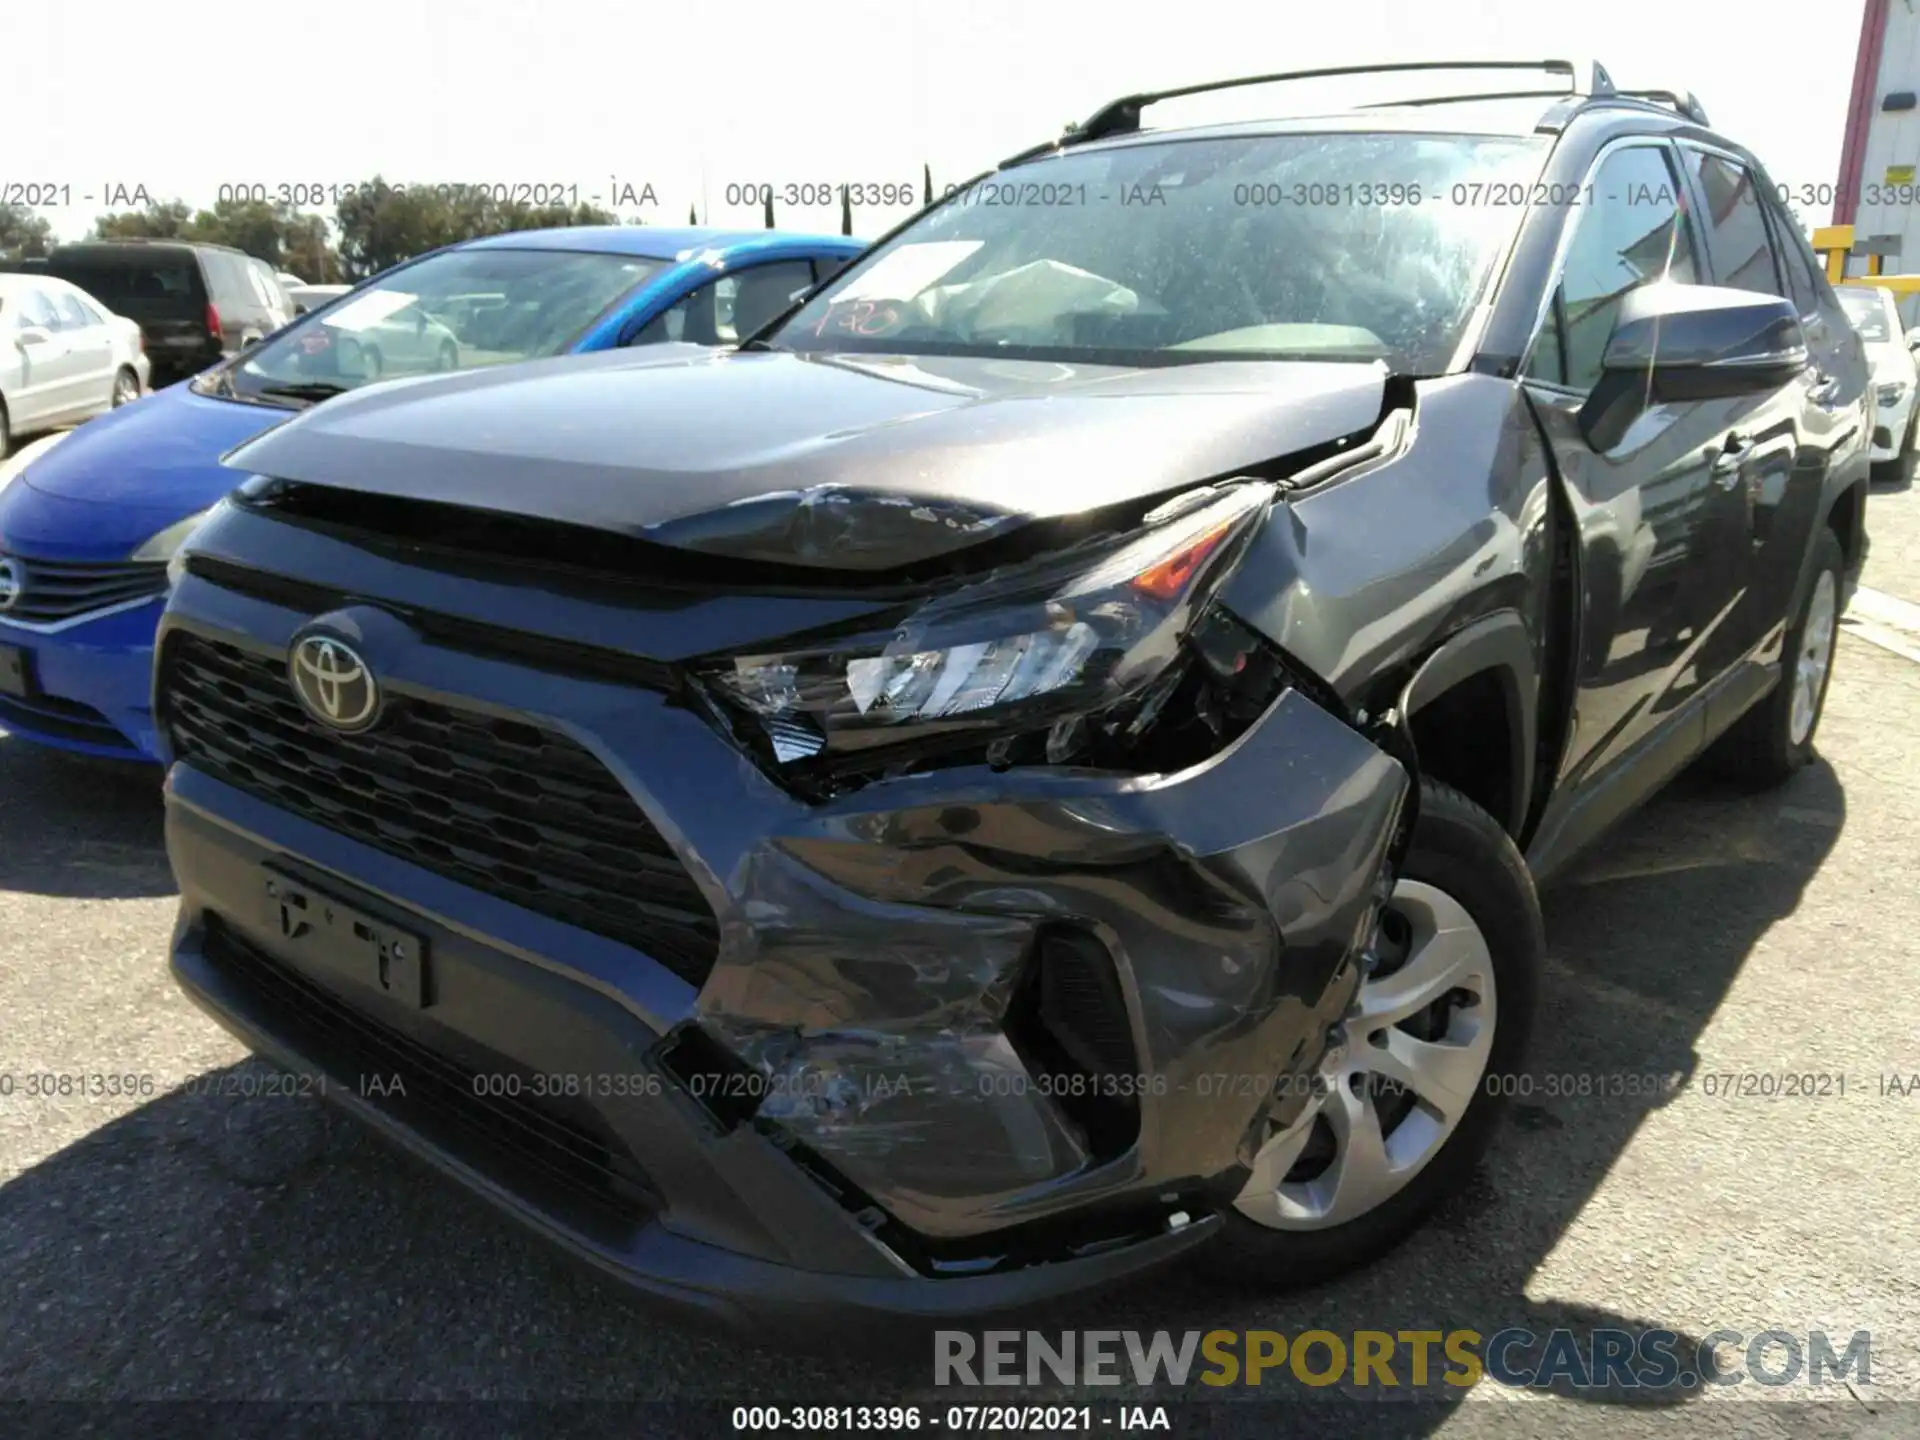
697,684 -> 1408,1240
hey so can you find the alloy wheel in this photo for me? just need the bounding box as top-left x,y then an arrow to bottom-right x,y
1789,569 -> 1838,748
1233,879 -> 1498,1232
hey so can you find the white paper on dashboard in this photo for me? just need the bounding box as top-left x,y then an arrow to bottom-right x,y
322,291 -> 419,332
828,242 -> 983,302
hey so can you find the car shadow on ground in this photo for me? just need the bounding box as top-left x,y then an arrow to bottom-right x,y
0,747 -> 1843,1426
0,736 -> 171,899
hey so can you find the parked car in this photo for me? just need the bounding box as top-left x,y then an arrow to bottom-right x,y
287,283 -> 351,316
1,273 -> 149,453
0,258 -> 49,273
275,270 -> 308,291
0,226 -> 862,759
1835,284 -> 1919,481
244,255 -> 298,333
40,241 -> 292,388
142,61 -> 1871,1325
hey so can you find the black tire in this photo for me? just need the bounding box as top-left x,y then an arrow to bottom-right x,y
1702,526 -> 1845,788
110,366 -> 141,409
436,340 -> 459,371
0,399 -> 10,459
1200,779 -> 1543,1290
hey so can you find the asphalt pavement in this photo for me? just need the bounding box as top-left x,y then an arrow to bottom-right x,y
2,486 -> 1918,1438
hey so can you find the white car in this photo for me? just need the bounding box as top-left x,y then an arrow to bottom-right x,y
287,283 -> 352,316
1836,284 -> 1919,480
307,289 -> 463,378
0,273 -> 150,455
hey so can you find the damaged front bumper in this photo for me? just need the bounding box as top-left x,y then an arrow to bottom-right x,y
161,582 -> 1407,1324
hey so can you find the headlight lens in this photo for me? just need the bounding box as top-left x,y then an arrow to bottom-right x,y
131,507 -> 215,563
700,481 -> 1276,767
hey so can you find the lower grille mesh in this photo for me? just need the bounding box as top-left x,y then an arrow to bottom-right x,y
202,918 -> 659,1224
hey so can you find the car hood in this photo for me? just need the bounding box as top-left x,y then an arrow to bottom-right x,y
7,382 -> 297,558
223,346 -> 1389,570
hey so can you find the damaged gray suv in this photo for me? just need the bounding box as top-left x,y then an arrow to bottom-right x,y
157,59 -> 1869,1323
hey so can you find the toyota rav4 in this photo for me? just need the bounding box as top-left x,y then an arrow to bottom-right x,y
154,60 -> 1870,1328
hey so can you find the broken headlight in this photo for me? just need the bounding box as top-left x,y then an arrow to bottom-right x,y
698,482 -> 1276,771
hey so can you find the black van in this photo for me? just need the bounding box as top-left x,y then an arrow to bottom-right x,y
42,241 -> 288,386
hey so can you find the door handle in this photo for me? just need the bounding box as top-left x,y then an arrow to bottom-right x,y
1711,435 -> 1748,487
1809,372 -> 1841,406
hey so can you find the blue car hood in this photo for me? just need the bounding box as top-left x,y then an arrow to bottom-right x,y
3,383 -> 296,558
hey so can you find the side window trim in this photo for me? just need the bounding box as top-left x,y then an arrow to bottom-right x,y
1757,198 -> 1818,317
1519,136 -> 1694,395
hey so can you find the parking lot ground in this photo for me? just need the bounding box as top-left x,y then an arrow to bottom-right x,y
2,492 -> 1918,1437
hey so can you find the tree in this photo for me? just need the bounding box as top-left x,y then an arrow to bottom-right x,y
331,178 -> 616,280
840,184 -> 853,236
923,163 -> 934,207
0,203 -> 53,257
90,199 -> 194,240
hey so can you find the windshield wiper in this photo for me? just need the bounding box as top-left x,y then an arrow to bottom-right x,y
256,381 -> 351,403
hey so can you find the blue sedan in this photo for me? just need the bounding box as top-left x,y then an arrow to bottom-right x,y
0,226 -> 864,761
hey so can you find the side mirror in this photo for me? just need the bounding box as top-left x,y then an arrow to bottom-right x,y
16,326 -> 51,348
1904,326 -> 1920,351
1580,284 -> 1806,451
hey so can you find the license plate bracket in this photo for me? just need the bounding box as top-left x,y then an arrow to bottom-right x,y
0,643 -> 35,700
263,868 -> 428,1009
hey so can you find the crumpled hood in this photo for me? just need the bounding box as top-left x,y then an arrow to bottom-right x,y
224,345 -> 1389,569
5,382 -> 296,559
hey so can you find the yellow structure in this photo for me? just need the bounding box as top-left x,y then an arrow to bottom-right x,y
1813,223 -> 1920,300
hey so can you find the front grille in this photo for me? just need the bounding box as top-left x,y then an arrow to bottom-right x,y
201,918 -> 659,1226
0,553 -> 168,624
161,631 -> 720,987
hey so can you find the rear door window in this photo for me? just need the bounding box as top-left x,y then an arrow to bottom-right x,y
206,252 -> 250,308
51,289 -> 101,330
1681,150 -> 1787,296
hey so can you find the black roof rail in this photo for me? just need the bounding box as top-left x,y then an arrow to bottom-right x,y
1613,88 -> 1710,126
1061,59 -> 1615,144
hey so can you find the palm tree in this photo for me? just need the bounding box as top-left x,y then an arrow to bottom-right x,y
764,191 -> 776,229
923,163 -> 934,206
839,184 -> 853,236
688,203 -> 699,226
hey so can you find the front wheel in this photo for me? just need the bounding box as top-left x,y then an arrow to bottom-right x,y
1202,780 -> 1542,1289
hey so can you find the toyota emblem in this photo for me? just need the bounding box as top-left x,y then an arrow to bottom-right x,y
289,633 -> 380,731
0,558 -> 21,614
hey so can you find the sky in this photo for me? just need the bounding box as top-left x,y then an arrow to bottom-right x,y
4,0 -> 1867,247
